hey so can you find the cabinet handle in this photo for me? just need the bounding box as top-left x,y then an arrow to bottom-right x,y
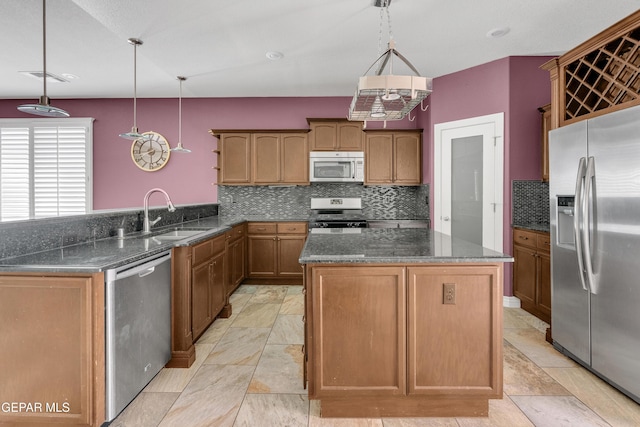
212,150 -> 220,154
519,236 -> 528,240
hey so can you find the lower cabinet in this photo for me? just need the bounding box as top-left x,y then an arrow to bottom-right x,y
513,228 -> 551,323
247,222 -> 307,281
225,223 -> 246,297
170,233 -> 228,368
0,273 -> 105,426
304,263 -> 503,417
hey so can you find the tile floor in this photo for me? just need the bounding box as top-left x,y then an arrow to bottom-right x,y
111,284 -> 640,427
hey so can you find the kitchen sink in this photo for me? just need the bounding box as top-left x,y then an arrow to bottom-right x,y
152,229 -> 205,240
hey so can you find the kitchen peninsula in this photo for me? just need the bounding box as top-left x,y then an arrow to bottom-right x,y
299,228 -> 512,418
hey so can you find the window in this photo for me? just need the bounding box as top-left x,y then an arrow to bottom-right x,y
0,118 -> 93,221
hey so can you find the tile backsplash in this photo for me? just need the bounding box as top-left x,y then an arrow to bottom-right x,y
512,180 -> 549,225
218,183 -> 430,220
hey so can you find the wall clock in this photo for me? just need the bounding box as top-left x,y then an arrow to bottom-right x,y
131,131 -> 171,171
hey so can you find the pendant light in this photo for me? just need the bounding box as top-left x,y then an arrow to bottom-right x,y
17,0 -> 69,118
119,38 -> 147,140
171,76 -> 191,153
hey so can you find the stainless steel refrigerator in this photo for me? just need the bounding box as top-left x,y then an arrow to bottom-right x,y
549,104 -> 640,403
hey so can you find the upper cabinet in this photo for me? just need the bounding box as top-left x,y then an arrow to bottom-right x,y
365,130 -> 422,185
210,130 -> 309,186
539,104 -> 551,182
308,119 -> 364,151
542,10 -> 640,129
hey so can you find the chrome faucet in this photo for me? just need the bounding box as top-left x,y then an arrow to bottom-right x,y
142,188 -> 176,233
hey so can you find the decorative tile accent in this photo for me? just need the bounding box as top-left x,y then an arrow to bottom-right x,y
512,180 -> 549,226
218,183 -> 430,221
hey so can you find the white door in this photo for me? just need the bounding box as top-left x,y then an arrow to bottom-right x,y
434,113 -> 504,252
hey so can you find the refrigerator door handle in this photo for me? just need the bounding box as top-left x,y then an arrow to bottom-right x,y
582,156 -> 598,294
574,157 -> 589,292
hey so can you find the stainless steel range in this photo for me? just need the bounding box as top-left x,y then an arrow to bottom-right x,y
308,197 -> 367,233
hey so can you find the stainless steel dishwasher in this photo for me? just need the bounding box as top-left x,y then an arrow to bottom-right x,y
105,251 -> 172,422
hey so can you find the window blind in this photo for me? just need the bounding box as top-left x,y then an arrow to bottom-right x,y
0,118 -> 93,221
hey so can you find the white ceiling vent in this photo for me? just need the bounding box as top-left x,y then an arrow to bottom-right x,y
19,71 -> 70,83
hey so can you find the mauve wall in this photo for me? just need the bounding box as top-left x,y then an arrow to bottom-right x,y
0,97 -> 419,210
427,56 -> 553,296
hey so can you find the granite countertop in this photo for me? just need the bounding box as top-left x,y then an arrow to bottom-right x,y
512,223 -> 550,233
299,228 -> 513,264
0,215 -> 307,273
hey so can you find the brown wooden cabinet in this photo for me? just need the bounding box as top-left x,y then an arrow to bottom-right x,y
539,104 -> 551,181
211,130 -> 309,185
252,133 -> 309,184
365,130 -> 422,185
308,119 -> 364,151
247,222 -> 307,282
225,223 -> 246,297
0,273 -> 105,426
216,133 -> 252,184
513,228 -> 551,323
304,263 -> 503,417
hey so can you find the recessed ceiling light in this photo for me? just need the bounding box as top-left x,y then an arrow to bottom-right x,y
486,27 -> 510,38
266,51 -> 284,61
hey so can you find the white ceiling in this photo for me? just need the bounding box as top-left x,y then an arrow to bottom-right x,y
1,0 -> 638,100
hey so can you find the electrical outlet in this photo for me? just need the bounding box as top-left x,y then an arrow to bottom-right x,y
443,283 -> 456,305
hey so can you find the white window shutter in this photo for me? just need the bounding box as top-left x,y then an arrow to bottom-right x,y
0,127 -> 30,221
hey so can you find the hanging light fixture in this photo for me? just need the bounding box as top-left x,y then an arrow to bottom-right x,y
171,76 -> 191,153
348,0 -> 432,122
119,38 -> 147,140
17,0 -> 69,118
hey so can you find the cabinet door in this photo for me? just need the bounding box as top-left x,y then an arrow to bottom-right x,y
191,261 -> 213,339
309,266 -> 406,398
277,235 -> 305,277
537,251 -> 552,321
220,134 -> 251,183
310,122 -> 337,150
394,133 -> 422,184
247,235 -> 277,277
513,244 -> 537,307
365,133 -> 394,183
281,133 -> 309,184
337,122 -> 364,151
252,134 -> 280,183
407,265 -> 502,397
211,251 -> 226,316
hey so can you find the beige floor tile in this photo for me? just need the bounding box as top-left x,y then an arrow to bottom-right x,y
504,327 -> 576,368
229,292 -> 252,313
234,284 -> 258,294
544,367 -> 640,427
503,341 -> 569,396
248,285 -> 288,303
196,317 -> 233,345
309,400 -> 384,426
159,364 -> 254,427
383,417 -> 459,426
144,343 -> 214,393
231,302 -> 281,328
286,284 -> 304,295
280,293 -> 305,315
510,395 -> 611,426
248,344 -> 305,394
267,314 -> 304,345
233,393 -> 309,427
110,391 -> 179,427
456,395 -> 534,427
204,327 -> 270,365
503,308 -> 532,329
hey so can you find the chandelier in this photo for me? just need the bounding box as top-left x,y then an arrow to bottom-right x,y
348,0 -> 432,122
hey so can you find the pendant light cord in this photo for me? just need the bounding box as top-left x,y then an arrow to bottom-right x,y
178,78 -> 183,143
133,41 -> 137,129
42,0 -> 47,99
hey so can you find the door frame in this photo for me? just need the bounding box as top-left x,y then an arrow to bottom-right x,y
433,113 -> 504,252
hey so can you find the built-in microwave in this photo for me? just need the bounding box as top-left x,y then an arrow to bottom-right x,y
310,151 -> 364,182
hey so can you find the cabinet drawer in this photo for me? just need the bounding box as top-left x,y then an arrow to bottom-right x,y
537,233 -> 551,252
248,222 -> 277,234
513,229 -> 537,249
192,240 -> 213,265
277,222 -> 308,234
226,224 -> 246,242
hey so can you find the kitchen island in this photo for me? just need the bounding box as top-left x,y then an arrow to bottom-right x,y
299,228 -> 513,418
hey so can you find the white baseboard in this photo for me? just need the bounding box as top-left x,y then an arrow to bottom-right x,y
503,296 -> 521,308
